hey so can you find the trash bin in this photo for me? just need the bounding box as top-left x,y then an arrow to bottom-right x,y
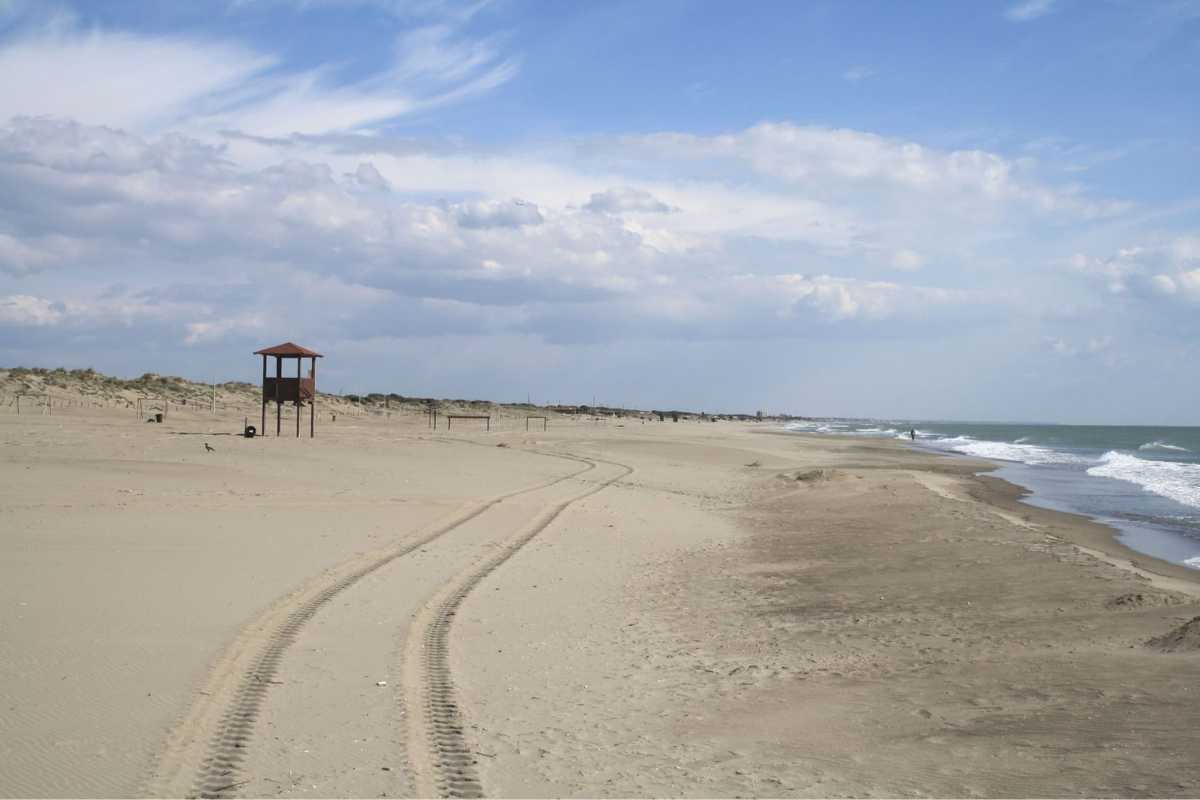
244,425 -> 256,438
154,413 -> 163,423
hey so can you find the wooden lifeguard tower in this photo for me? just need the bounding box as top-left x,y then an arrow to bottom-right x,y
254,342 -> 323,438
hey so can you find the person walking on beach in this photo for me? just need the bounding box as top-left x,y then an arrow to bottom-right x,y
909,428 -> 916,441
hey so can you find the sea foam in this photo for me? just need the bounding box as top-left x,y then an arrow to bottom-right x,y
1088,451 -> 1200,510
935,437 -> 1088,466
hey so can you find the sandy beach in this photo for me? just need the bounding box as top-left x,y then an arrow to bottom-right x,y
2,402 -> 1199,798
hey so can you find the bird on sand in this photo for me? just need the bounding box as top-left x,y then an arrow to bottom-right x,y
204,442 -> 215,453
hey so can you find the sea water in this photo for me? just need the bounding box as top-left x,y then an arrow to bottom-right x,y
782,419 -> 1200,570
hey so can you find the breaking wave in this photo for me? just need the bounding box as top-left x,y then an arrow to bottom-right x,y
1088,451 -> 1200,510
932,437 -> 1089,466
1139,440 -> 1190,453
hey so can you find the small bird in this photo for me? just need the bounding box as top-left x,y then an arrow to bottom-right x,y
204,442 -> 215,453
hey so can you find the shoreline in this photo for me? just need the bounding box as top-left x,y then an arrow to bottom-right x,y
773,428 -> 1200,595
968,467 -> 1200,597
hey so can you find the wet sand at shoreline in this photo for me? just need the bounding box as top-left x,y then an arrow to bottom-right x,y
2,408 -> 1198,797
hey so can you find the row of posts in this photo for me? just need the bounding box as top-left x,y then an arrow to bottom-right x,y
9,393 -> 548,430
6,393 -> 231,418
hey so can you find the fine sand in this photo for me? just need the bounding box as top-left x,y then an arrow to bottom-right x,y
1,404 -> 1198,797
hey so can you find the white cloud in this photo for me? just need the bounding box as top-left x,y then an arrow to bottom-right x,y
1152,269 -> 1200,301
0,294 -> 62,325
349,162 -> 391,190
842,65 -> 875,82
454,198 -> 543,229
608,123 -> 1126,221
1065,247 -> 1146,293
718,273 -> 971,324
1067,237 -> 1200,301
0,19 -> 517,138
1005,0 -> 1056,22
0,28 -> 274,131
184,314 -> 266,345
0,117 -> 997,351
584,187 -> 675,215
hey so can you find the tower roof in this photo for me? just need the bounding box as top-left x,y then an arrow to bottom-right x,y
253,341 -> 323,357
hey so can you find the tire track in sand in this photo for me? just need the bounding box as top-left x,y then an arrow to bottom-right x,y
402,453 -> 633,798
148,452 -> 596,799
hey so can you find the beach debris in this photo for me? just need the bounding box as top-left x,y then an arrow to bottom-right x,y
1106,591 -> 1184,610
745,460 -> 762,467
376,680 -> 388,686
204,442 -> 215,453
791,468 -> 841,483
1145,616 -> 1200,652
496,442 -> 509,448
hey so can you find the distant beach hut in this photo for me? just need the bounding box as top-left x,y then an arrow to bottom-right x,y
254,341 -> 323,438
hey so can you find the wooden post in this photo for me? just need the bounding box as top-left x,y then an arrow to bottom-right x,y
275,355 -> 282,437
295,357 -> 301,438
15,395 -> 19,415
310,356 -> 316,438
261,354 -> 267,437
46,391 -> 51,416
211,381 -> 216,415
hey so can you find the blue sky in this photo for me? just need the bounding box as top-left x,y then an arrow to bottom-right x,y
0,0 -> 1198,422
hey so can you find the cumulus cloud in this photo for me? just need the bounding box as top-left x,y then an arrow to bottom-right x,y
1065,248 -> 1147,294
728,273 -> 969,322
350,162 -> 390,190
1067,237 -> 1200,301
0,116 -> 998,356
584,187 -> 675,215
0,294 -> 62,325
453,198 -> 544,229
1151,269 -> 1200,300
